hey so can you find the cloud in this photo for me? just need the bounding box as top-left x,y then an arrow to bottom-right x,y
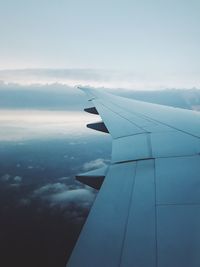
0,174 -> 11,182
1,68 -> 199,90
0,172 -> 96,224
33,182 -> 96,209
50,188 -> 95,206
47,187 -> 96,222
13,176 -> 22,183
82,158 -> 109,171
0,69 -> 131,88
33,182 -> 68,196
0,174 -> 23,184
0,110 -> 94,141
58,176 -> 71,181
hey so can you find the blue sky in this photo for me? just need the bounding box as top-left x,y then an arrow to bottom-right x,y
0,0 -> 200,88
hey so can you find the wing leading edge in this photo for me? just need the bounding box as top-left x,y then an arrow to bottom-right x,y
67,88 -> 200,267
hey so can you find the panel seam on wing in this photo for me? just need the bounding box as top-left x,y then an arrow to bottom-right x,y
101,96 -> 200,140
118,161 -> 138,267
153,158 -> 158,267
92,99 -> 149,133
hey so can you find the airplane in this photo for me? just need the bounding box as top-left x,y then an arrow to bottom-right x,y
67,87 -> 200,267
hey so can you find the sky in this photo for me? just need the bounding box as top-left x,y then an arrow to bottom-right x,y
0,2 -> 200,265
0,0 -> 200,89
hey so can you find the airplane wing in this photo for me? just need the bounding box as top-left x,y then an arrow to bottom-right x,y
67,88 -> 200,267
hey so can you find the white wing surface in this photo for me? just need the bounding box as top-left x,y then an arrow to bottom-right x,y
67,88 -> 200,267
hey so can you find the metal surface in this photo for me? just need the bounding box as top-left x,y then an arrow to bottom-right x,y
151,131 -> 200,158
67,162 -> 137,267
67,88 -> 200,267
120,160 -> 156,267
155,156 -> 200,204
111,133 -> 151,163
157,205 -> 200,267
93,99 -> 145,139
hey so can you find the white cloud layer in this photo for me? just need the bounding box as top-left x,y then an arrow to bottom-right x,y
0,68 -> 199,90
